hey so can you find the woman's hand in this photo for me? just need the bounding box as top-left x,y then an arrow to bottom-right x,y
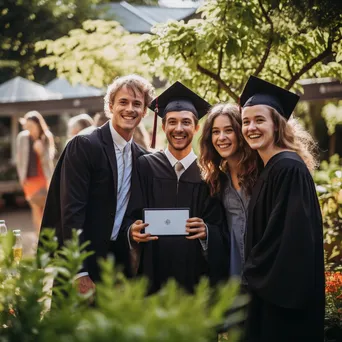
33,139 -> 44,156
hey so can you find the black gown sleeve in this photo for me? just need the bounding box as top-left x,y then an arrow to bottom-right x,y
202,187 -> 230,285
244,163 -> 322,309
59,136 -> 94,271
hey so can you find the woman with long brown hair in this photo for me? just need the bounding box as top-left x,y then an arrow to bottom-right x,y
16,111 -> 55,234
199,103 -> 259,279
240,76 -> 324,342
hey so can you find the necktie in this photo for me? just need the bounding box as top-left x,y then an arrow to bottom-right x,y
174,161 -> 184,180
118,143 -> 130,193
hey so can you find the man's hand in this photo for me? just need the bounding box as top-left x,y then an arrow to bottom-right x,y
75,275 -> 96,299
130,220 -> 158,243
186,217 -> 207,240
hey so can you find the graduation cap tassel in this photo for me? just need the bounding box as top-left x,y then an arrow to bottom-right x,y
150,98 -> 158,149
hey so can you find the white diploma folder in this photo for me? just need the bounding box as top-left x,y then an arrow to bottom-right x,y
143,208 -> 190,235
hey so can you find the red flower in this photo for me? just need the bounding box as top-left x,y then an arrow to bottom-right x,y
325,271 -> 342,295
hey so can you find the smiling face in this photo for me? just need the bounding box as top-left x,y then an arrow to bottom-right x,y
162,111 -> 199,158
241,105 -> 276,153
211,114 -> 239,161
109,85 -> 146,141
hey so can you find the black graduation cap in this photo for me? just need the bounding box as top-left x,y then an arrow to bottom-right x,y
240,76 -> 300,120
149,81 -> 210,148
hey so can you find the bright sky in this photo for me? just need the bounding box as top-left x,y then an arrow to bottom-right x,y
159,0 -> 202,8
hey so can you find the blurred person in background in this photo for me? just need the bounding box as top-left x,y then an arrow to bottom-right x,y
16,110 -> 55,234
67,113 -> 95,138
93,111 -> 109,128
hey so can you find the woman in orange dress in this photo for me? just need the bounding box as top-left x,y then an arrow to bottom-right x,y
16,111 -> 55,234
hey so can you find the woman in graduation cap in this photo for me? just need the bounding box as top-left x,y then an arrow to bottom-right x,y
240,76 -> 325,342
199,103 -> 259,280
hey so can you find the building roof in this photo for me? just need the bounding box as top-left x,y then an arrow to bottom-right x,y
0,76 -> 62,103
46,78 -> 103,98
103,1 -> 196,33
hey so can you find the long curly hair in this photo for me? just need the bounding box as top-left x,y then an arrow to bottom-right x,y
270,108 -> 319,172
199,103 -> 259,196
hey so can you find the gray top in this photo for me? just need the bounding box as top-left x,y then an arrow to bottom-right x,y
221,173 -> 250,279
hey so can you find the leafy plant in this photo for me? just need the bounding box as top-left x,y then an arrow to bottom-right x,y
0,229 -> 247,342
314,154 -> 342,267
314,155 -> 342,341
36,20 -> 151,88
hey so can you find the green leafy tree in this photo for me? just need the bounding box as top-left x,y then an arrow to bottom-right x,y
322,101 -> 342,136
139,0 -> 342,103
0,0 -> 106,84
36,20 -> 150,88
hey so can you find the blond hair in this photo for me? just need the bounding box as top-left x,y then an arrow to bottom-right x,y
104,74 -> 155,116
271,108 -> 319,172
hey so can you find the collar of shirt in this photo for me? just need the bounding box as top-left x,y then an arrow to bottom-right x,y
109,122 -> 133,151
164,147 -> 197,171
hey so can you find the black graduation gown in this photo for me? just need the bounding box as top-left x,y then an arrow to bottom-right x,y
133,151 -> 229,294
243,152 -> 325,342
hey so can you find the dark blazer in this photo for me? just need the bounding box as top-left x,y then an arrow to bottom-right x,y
41,122 -> 148,282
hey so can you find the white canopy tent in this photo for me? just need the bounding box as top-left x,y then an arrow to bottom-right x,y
45,78 -> 103,98
0,76 -> 61,103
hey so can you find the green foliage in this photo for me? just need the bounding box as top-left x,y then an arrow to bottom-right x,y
139,0 -> 342,103
0,229 -> 247,341
314,156 -> 342,341
36,20 -> 151,88
322,101 -> 342,136
325,269 -> 342,342
0,0 -> 106,83
314,155 -> 342,268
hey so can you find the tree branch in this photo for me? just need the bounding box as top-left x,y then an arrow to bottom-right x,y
270,69 -> 290,82
286,60 -> 294,78
254,0 -> 274,76
197,63 -> 238,101
217,1 -> 229,77
286,42 -> 333,90
217,44 -> 224,77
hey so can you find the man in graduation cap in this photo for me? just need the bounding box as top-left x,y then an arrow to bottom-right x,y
124,81 -> 230,294
240,76 -> 325,342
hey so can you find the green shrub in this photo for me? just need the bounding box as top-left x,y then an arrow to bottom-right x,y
314,154 -> 342,342
314,154 -> 342,268
0,229 -> 247,342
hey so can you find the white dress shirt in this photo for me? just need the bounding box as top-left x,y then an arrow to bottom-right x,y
164,147 -> 197,173
109,123 -> 133,240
